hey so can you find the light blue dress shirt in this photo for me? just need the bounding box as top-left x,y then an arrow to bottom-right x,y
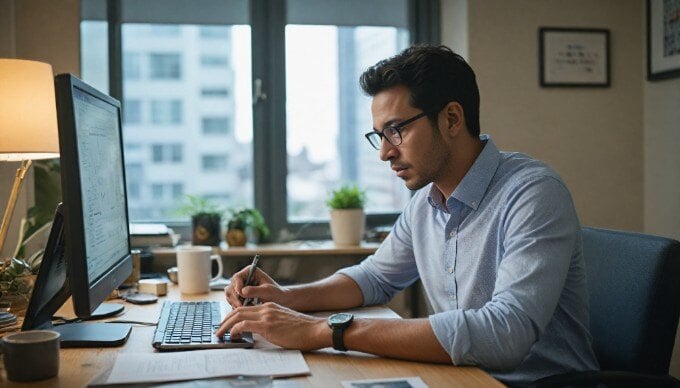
337,135 -> 599,384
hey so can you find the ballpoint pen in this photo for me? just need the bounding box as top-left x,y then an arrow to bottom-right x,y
241,254 -> 259,306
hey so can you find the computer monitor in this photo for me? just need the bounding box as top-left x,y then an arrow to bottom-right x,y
21,74 -> 132,346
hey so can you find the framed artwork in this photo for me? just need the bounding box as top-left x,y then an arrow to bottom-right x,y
647,0 -> 680,80
539,27 -> 610,87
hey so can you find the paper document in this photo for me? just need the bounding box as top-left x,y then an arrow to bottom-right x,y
104,349 -> 309,385
342,376 -> 428,387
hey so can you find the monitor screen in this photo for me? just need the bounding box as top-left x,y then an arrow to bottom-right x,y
55,74 -> 132,318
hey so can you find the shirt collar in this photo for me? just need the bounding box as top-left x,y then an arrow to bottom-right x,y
427,134 -> 500,211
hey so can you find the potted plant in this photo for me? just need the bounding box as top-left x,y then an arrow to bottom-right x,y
225,207 -> 270,247
178,195 -> 223,246
327,184 -> 366,246
0,220 -> 48,314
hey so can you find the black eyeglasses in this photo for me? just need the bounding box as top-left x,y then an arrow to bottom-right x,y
364,112 -> 428,150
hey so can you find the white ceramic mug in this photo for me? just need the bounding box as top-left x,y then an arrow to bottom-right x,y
1,330 -> 60,382
176,246 -> 224,294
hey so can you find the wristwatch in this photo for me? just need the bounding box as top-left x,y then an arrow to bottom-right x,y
327,313 -> 354,351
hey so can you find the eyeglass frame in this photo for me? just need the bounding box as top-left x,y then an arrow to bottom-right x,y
364,111 -> 428,150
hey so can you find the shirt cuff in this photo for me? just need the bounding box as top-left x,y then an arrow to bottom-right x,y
336,265 -> 381,306
429,311 -> 474,365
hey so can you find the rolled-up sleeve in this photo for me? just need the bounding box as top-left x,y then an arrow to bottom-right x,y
337,198 -> 421,306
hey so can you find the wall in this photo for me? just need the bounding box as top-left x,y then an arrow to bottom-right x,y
442,0 -> 644,232
0,0 -> 79,258
644,79 -> 680,241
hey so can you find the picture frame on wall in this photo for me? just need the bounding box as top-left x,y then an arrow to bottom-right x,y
647,0 -> 680,81
539,27 -> 610,87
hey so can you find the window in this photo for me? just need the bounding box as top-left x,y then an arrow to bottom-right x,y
149,53 -> 181,79
202,154 -> 228,171
80,0 -> 438,232
201,88 -> 229,97
151,184 -> 164,200
202,117 -> 230,135
151,100 -> 182,124
285,25 -> 410,221
124,99 -> 142,124
151,144 -> 183,163
151,144 -> 163,162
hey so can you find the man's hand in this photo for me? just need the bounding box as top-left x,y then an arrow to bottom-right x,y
225,265 -> 290,308
216,302 -> 331,351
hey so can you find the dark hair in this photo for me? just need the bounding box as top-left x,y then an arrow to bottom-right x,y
359,44 -> 480,137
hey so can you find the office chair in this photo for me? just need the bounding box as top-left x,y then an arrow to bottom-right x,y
533,227 -> 680,388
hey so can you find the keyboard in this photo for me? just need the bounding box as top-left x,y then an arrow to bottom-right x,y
152,301 -> 254,351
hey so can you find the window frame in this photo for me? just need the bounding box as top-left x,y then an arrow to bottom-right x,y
99,0 -> 440,240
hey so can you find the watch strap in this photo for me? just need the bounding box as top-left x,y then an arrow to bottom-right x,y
332,325 -> 348,351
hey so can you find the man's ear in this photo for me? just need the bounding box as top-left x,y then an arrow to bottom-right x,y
440,101 -> 466,138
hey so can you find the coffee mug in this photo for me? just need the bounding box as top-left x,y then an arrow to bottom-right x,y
1,330 -> 60,382
176,246 -> 224,294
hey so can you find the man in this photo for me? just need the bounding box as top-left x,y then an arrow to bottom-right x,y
217,44 -> 598,385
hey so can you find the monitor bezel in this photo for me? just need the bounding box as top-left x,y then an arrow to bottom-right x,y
55,73 -> 132,318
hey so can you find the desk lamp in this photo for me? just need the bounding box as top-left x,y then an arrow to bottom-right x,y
0,59 -> 59,256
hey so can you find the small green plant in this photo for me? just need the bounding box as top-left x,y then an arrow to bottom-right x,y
326,184 -> 366,209
176,194 -> 223,216
226,207 -> 270,239
0,257 -> 39,301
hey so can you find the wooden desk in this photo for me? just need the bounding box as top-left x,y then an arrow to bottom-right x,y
0,284 -> 503,387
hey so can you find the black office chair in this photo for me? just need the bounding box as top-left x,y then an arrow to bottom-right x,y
534,227 -> 680,388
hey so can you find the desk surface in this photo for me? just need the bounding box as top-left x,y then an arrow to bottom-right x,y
1,285 -> 502,387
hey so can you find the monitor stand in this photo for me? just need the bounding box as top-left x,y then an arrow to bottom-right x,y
88,303 -> 125,319
52,302 -> 131,347
53,321 -> 131,348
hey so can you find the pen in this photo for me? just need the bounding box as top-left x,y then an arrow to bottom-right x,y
241,254 -> 259,306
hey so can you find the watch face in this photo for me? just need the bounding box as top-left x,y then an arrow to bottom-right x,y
329,313 -> 353,325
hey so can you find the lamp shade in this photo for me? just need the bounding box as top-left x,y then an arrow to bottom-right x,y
0,59 -> 59,161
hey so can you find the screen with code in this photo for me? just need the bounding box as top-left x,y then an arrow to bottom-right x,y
73,88 -> 129,283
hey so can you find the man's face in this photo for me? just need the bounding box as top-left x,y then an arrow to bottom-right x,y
371,85 -> 449,191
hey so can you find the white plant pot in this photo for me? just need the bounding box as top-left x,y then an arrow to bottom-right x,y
329,208 -> 365,246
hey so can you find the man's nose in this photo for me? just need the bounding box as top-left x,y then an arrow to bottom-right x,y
379,138 -> 397,161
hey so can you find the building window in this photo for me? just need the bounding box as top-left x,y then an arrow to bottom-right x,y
149,53 -> 181,79
201,88 -> 229,97
202,117 -> 230,135
202,154 -> 228,171
151,144 -> 164,162
151,183 -> 164,199
151,100 -> 182,124
151,144 -> 183,163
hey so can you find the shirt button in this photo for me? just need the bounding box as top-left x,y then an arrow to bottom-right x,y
447,267 -> 454,274
449,231 -> 456,237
